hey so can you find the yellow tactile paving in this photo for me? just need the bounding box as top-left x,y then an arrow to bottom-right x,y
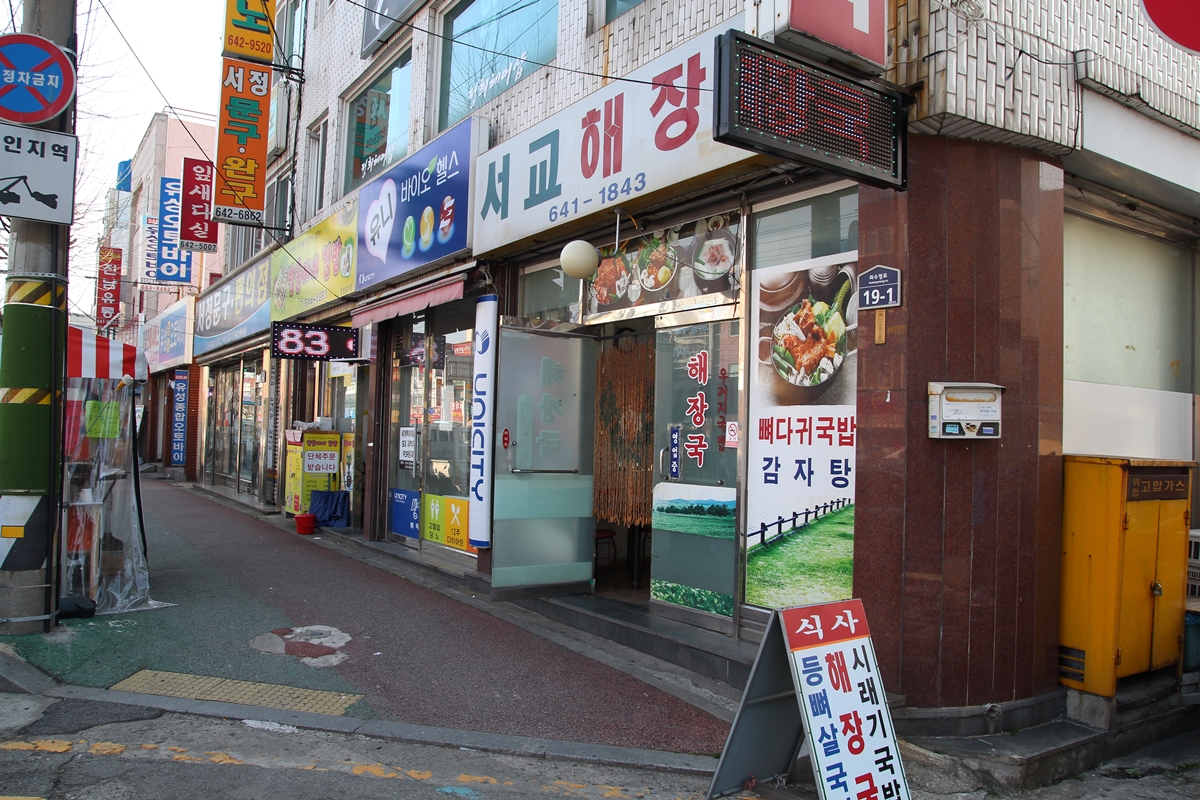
109,669 -> 362,716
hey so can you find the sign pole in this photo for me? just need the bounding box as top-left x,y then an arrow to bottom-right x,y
0,0 -> 76,634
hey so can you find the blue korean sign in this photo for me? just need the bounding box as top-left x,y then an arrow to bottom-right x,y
194,257 -> 270,357
389,488 -> 422,539
156,177 -> 193,283
668,423 -> 682,481
0,33 -> 76,125
169,369 -> 189,467
144,297 -> 192,372
355,118 -> 479,291
857,264 -> 902,310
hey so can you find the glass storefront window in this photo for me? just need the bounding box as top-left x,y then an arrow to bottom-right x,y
752,186 -> 858,270
345,51 -> 413,192
439,0 -> 558,130
520,265 -> 580,323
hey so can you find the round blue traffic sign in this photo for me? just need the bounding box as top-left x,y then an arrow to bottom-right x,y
0,33 -> 76,124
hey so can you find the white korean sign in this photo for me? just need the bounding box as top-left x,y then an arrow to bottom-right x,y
468,294 -> 498,548
303,449 -> 339,473
398,426 -> 417,468
782,600 -> 910,800
472,18 -> 751,253
0,121 -> 76,224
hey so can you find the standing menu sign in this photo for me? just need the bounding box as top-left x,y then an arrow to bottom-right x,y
707,600 -> 910,800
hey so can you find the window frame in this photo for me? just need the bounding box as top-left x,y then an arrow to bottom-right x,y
342,47 -> 414,195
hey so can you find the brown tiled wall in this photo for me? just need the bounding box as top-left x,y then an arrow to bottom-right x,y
185,364 -> 202,483
855,135 -> 1064,708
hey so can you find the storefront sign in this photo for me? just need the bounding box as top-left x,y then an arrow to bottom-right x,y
143,297 -> 192,372
270,199 -> 357,319
304,447 -> 339,473
355,118 -> 480,291
583,210 -> 740,322
714,32 -> 907,189
746,255 -> 858,609
0,121 -> 76,224
194,257 -> 270,356
1142,0 -> 1200,55
398,426 -> 416,468
156,177 -> 193,283
468,294 -> 498,548
95,247 -> 121,328
169,369 -> 189,467
783,600 -> 910,800
142,215 -> 159,282
223,0 -> 275,64
857,265 -> 900,310
389,487 -> 421,538
271,321 -> 359,361
473,19 -> 751,254
214,57 -> 270,225
362,0 -> 421,57
180,158 -> 218,252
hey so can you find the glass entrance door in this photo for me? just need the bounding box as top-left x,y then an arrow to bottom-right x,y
649,316 -> 740,625
492,324 -> 597,589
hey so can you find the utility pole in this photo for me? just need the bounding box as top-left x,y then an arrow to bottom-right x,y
0,0 -> 76,634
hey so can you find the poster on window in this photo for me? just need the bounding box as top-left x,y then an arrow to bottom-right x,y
746,254 -> 858,609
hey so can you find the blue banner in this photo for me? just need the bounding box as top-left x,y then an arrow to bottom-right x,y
157,177 -> 193,283
389,488 -> 422,538
169,369 -> 189,467
355,118 -> 475,291
193,257 -> 271,357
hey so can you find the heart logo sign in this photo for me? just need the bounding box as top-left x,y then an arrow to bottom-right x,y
366,179 -> 397,263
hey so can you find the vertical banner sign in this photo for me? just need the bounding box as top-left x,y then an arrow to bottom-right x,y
214,57 -> 270,225
141,215 -> 159,281
179,158 -> 218,251
95,247 -> 121,328
782,601 -> 910,800
156,177 -> 193,283
468,294 -> 498,548
223,0 -> 275,64
169,369 -> 189,467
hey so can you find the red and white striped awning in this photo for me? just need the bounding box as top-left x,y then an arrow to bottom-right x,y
66,326 -> 148,381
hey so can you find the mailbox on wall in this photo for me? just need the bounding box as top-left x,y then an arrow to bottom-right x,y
927,382 -> 1004,439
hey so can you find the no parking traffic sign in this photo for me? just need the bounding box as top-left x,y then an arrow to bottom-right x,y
0,33 -> 76,125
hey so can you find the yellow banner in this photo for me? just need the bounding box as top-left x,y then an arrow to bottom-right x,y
270,200 -> 358,320
224,0 -> 275,64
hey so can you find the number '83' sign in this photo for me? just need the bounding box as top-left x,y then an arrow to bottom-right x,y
271,321 -> 359,360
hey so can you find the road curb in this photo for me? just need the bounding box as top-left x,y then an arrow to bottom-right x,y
43,684 -> 719,776
0,646 -> 57,695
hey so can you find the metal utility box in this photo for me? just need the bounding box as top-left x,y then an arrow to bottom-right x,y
1060,456 -> 1194,698
927,382 -> 1003,438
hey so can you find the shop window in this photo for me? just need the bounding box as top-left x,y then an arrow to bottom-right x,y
438,0 -> 558,131
304,119 -> 327,219
752,186 -> 858,270
345,51 -> 413,193
1064,214 -> 1194,394
604,0 -> 646,23
276,0 -> 307,70
520,264 -> 580,322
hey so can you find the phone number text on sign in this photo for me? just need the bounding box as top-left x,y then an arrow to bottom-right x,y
782,600 -> 910,800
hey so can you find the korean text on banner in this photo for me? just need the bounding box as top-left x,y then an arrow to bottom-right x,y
144,297 -> 192,372
169,370 -> 189,467
214,57 -> 270,225
270,199 -> 357,320
223,0 -> 275,64
468,294 -> 498,548
157,177 -> 193,283
180,158 -> 218,252
783,600 -> 911,800
472,18 -> 751,254
141,215 -> 158,282
95,247 -> 121,328
194,257 -> 270,357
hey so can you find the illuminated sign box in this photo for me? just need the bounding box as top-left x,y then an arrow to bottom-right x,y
713,31 -> 907,190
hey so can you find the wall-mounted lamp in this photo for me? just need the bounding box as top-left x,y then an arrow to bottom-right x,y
560,239 -> 600,280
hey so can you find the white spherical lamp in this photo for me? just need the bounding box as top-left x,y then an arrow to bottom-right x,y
560,240 -> 600,280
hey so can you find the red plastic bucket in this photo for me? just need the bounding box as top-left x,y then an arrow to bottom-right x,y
295,513 -> 317,535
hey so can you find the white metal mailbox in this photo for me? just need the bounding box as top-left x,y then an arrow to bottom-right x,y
928,382 -> 1004,439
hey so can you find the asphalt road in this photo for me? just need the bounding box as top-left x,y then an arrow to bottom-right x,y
0,480 -> 730,754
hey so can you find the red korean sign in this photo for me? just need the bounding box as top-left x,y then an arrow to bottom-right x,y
1141,0 -> 1200,54
788,0 -> 885,68
214,57 -> 270,226
782,600 -> 910,800
180,157 -> 218,252
95,247 -> 121,328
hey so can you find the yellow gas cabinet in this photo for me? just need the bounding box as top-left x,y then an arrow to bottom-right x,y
1060,457 -> 1193,697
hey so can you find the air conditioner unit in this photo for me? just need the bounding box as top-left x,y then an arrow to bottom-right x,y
267,81 -> 290,159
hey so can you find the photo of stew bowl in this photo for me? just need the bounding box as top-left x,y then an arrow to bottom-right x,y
636,238 -> 677,295
758,268 -> 856,403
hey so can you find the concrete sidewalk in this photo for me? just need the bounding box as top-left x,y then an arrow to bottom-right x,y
0,480 -> 733,756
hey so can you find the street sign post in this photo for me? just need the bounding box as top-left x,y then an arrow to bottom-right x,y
1141,0 -> 1200,55
0,32 -> 76,124
0,120 -> 76,224
858,265 -> 902,311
